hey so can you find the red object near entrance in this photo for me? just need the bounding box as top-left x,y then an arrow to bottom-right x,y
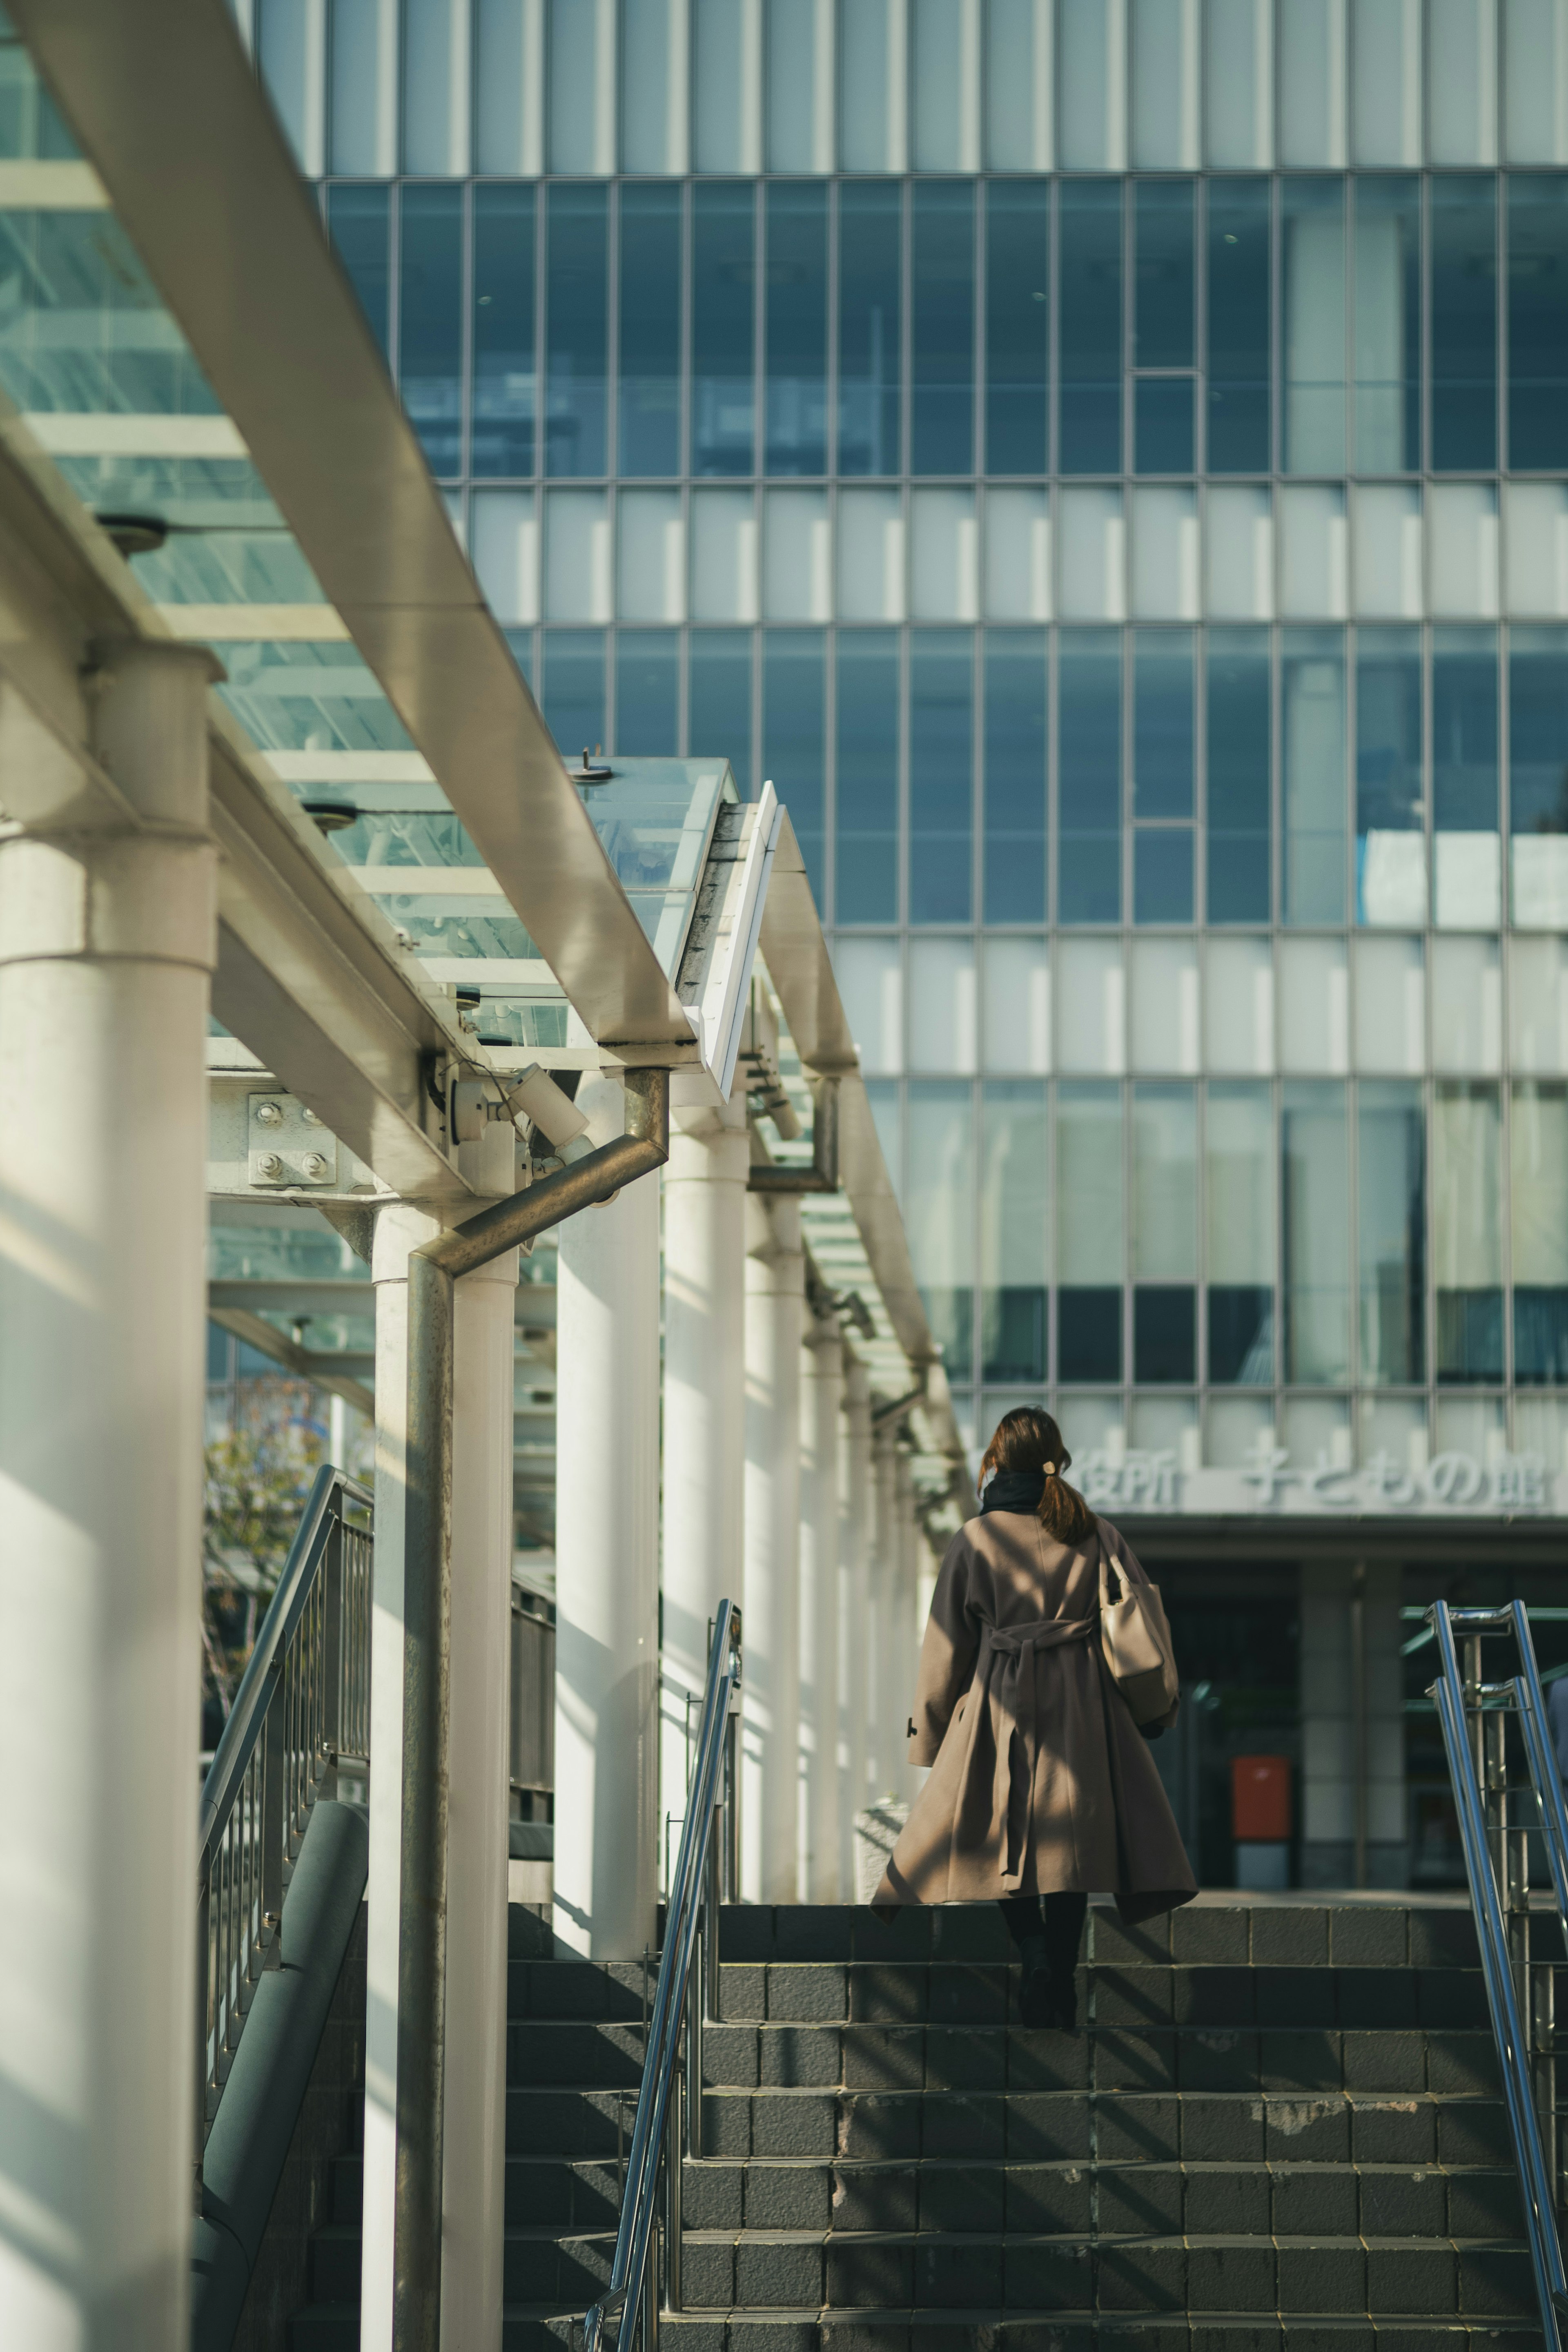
1232,1754 -> 1292,1843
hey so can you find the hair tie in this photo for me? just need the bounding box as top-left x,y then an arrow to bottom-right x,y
1041,1461 -> 1056,1475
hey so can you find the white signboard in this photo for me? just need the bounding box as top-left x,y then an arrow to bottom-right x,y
1078,1442 -> 1567,1519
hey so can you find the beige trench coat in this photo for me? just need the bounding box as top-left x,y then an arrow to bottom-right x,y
873,1509 -> 1198,1923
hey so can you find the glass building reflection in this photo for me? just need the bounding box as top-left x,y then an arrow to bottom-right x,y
218,0 -> 1568,1486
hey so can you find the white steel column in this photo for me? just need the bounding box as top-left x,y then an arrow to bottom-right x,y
800,1306 -> 844,1900
554,1075 -> 662,1957
659,1093 -> 748,1883
363,1200 -> 443,2351
0,640 -> 217,2350
442,1248 -> 519,2350
868,1418 -> 900,1800
839,1356 -> 874,1891
742,1192 -> 804,1903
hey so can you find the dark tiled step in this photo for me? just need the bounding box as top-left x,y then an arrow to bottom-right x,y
676,2159 -> 1521,2241
708,1904 -> 1489,1972
305,2220 -> 362,2304
493,2307 -> 1545,2352
658,2319 -> 1544,2352
659,2231 -> 1535,2319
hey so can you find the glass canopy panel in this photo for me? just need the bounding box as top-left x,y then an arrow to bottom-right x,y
0,134 -> 730,1003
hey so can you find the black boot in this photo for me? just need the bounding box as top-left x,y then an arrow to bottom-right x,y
1044,1966 -> 1078,2034
1016,1932 -> 1054,2028
1040,1891 -> 1087,2035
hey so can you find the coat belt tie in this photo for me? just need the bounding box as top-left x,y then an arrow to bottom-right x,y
969,1616 -> 1097,1893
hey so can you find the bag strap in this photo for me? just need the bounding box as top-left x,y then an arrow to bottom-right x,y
1097,1526 -> 1118,1611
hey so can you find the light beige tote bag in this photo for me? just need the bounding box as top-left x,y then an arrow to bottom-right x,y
1098,1535 -> 1180,1726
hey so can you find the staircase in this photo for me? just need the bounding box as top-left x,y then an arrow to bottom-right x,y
291,1894 -> 1542,2347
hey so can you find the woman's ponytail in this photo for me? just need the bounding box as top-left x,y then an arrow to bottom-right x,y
978,1406 -> 1094,1545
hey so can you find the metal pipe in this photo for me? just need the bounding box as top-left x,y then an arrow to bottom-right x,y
392,1070 -> 669,2352
1350,1562 -> 1368,1890
748,1075 -> 840,1193
1509,1601 -> 1568,1941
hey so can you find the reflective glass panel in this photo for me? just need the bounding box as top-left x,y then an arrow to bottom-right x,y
765,182 -> 827,476
1134,829 -> 1194,923
1133,1081 -> 1197,1384
1057,1081 -> 1123,1382
399,186 -> 462,477
1205,629 -> 1271,923
983,629 -> 1047,924
907,1081 -> 976,1382
835,630 -> 900,923
1059,180 -> 1122,474
1135,181 -> 1194,368
1353,176 -> 1420,472
1510,627 -> 1568,924
1206,1082 -> 1275,1384
911,181 -> 974,474
909,629 -> 973,922
1283,1081 -> 1350,1384
985,181 -> 1049,475
981,1081 -> 1047,1382
545,183 -> 608,477
1433,1081 -> 1504,1383
837,181 -> 902,476
619,182 -> 682,476
615,630 -> 679,754
1206,178 -> 1270,472
1134,630 -> 1194,817
541,628 -> 605,759
1282,178 -> 1345,475
688,630 -> 753,794
1430,174 -> 1497,472
1508,174 -> 1568,471
1432,625 -> 1500,927
691,181 -> 754,477
1283,628 -> 1347,925
1058,629 -> 1121,923
473,183 -> 535,477
763,629 -> 826,905
1356,625 -> 1423,927
1512,1081 -> 1568,1381
1134,377 -> 1194,474
1358,1079 -> 1425,1386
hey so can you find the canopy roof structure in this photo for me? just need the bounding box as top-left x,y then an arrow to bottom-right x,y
0,0 -> 967,1511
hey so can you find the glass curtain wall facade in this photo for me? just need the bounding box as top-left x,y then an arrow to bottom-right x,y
244,0 -> 1568,1475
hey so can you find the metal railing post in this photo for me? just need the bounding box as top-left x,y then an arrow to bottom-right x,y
322,1500 -> 345,1784
260,1670 -> 286,1968
194,1877 -> 210,2210
582,1604 -> 741,2352
1429,1603 -> 1568,2349
664,2037 -> 683,2312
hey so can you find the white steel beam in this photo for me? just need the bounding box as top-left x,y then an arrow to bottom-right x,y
12,0 -> 693,1052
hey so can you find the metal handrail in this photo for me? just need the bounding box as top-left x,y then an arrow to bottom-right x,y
1428,1602 -> 1568,2348
583,1601 -> 742,2352
194,1462 -> 372,2209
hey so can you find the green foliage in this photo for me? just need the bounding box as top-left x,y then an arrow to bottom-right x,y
202,1424 -> 320,1722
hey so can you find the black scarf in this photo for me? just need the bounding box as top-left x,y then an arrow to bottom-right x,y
981,1469 -> 1045,1516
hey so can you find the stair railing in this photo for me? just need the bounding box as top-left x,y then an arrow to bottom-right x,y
1428,1601 -> 1568,2349
194,1462 -> 372,2209
583,1600 -> 743,2352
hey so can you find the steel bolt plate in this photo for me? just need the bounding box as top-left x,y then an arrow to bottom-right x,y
247,1094 -> 339,1187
